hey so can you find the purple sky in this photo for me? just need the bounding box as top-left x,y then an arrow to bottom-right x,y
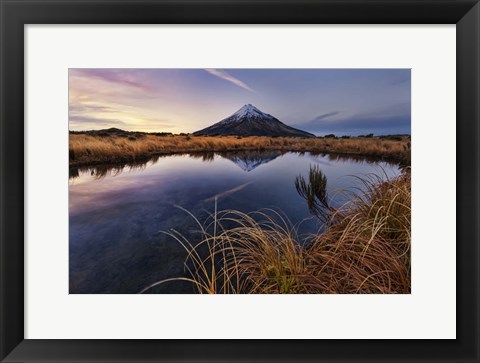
69,68 -> 411,136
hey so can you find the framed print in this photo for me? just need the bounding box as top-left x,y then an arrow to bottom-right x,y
1,0 -> 479,362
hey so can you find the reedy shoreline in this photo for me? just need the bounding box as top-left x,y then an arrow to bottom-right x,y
69,133 -> 410,167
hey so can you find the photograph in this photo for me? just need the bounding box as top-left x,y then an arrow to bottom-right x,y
69,68 -> 411,294
3,0 -> 478,359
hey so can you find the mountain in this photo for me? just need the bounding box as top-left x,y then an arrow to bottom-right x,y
194,104 -> 315,138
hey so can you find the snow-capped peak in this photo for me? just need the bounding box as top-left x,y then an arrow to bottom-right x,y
231,104 -> 270,120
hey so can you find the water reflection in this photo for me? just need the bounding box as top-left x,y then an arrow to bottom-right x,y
69,151 -> 402,294
219,150 -> 284,172
295,165 -> 332,223
69,150 -> 400,181
70,156 -> 161,180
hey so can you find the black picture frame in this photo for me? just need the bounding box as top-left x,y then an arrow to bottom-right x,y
1,0 -> 479,362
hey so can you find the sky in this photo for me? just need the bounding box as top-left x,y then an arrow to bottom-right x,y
69,68 -> 411,136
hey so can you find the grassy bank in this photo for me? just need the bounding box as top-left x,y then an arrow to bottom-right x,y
141,171 -> 411,294
70,133 -> 410,167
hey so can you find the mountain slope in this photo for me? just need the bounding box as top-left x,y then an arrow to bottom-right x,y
194,104 -> 315,138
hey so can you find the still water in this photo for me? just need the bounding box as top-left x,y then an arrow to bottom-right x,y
69,151 -> 401,294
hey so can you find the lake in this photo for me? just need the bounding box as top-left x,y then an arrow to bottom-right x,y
69,151 -> 401,294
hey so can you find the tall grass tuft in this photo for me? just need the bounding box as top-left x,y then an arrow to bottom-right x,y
295,165 -> 332,223
141,171 -> 411,294
305,171 -> 411,293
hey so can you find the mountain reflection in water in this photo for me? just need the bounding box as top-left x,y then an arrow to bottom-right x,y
69,150 -> 399,180
69,151 -> 401,294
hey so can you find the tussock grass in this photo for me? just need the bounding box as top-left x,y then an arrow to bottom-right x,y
304,172 -> 411,294
70,134 -> 410,167
141,172 -> 411,294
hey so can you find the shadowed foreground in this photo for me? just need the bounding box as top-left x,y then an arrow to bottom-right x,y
142,171 -> 411,294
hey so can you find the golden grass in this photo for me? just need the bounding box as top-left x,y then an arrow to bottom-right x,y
140,172 -> 411,294
70,134 -> 410,167
304,172 -> 411,293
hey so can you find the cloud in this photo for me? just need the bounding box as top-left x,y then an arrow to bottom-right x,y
204,69 -> 256,93
70,69 -> 151,91
390,77 -> 411,86
312,111 -> 340,122
69,115 -> 174,131
69,103 -> 117,114
69,116 -> 129,130
295,103 -> 410,136
293,111 -> 340,130
299,116 -> 410,136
